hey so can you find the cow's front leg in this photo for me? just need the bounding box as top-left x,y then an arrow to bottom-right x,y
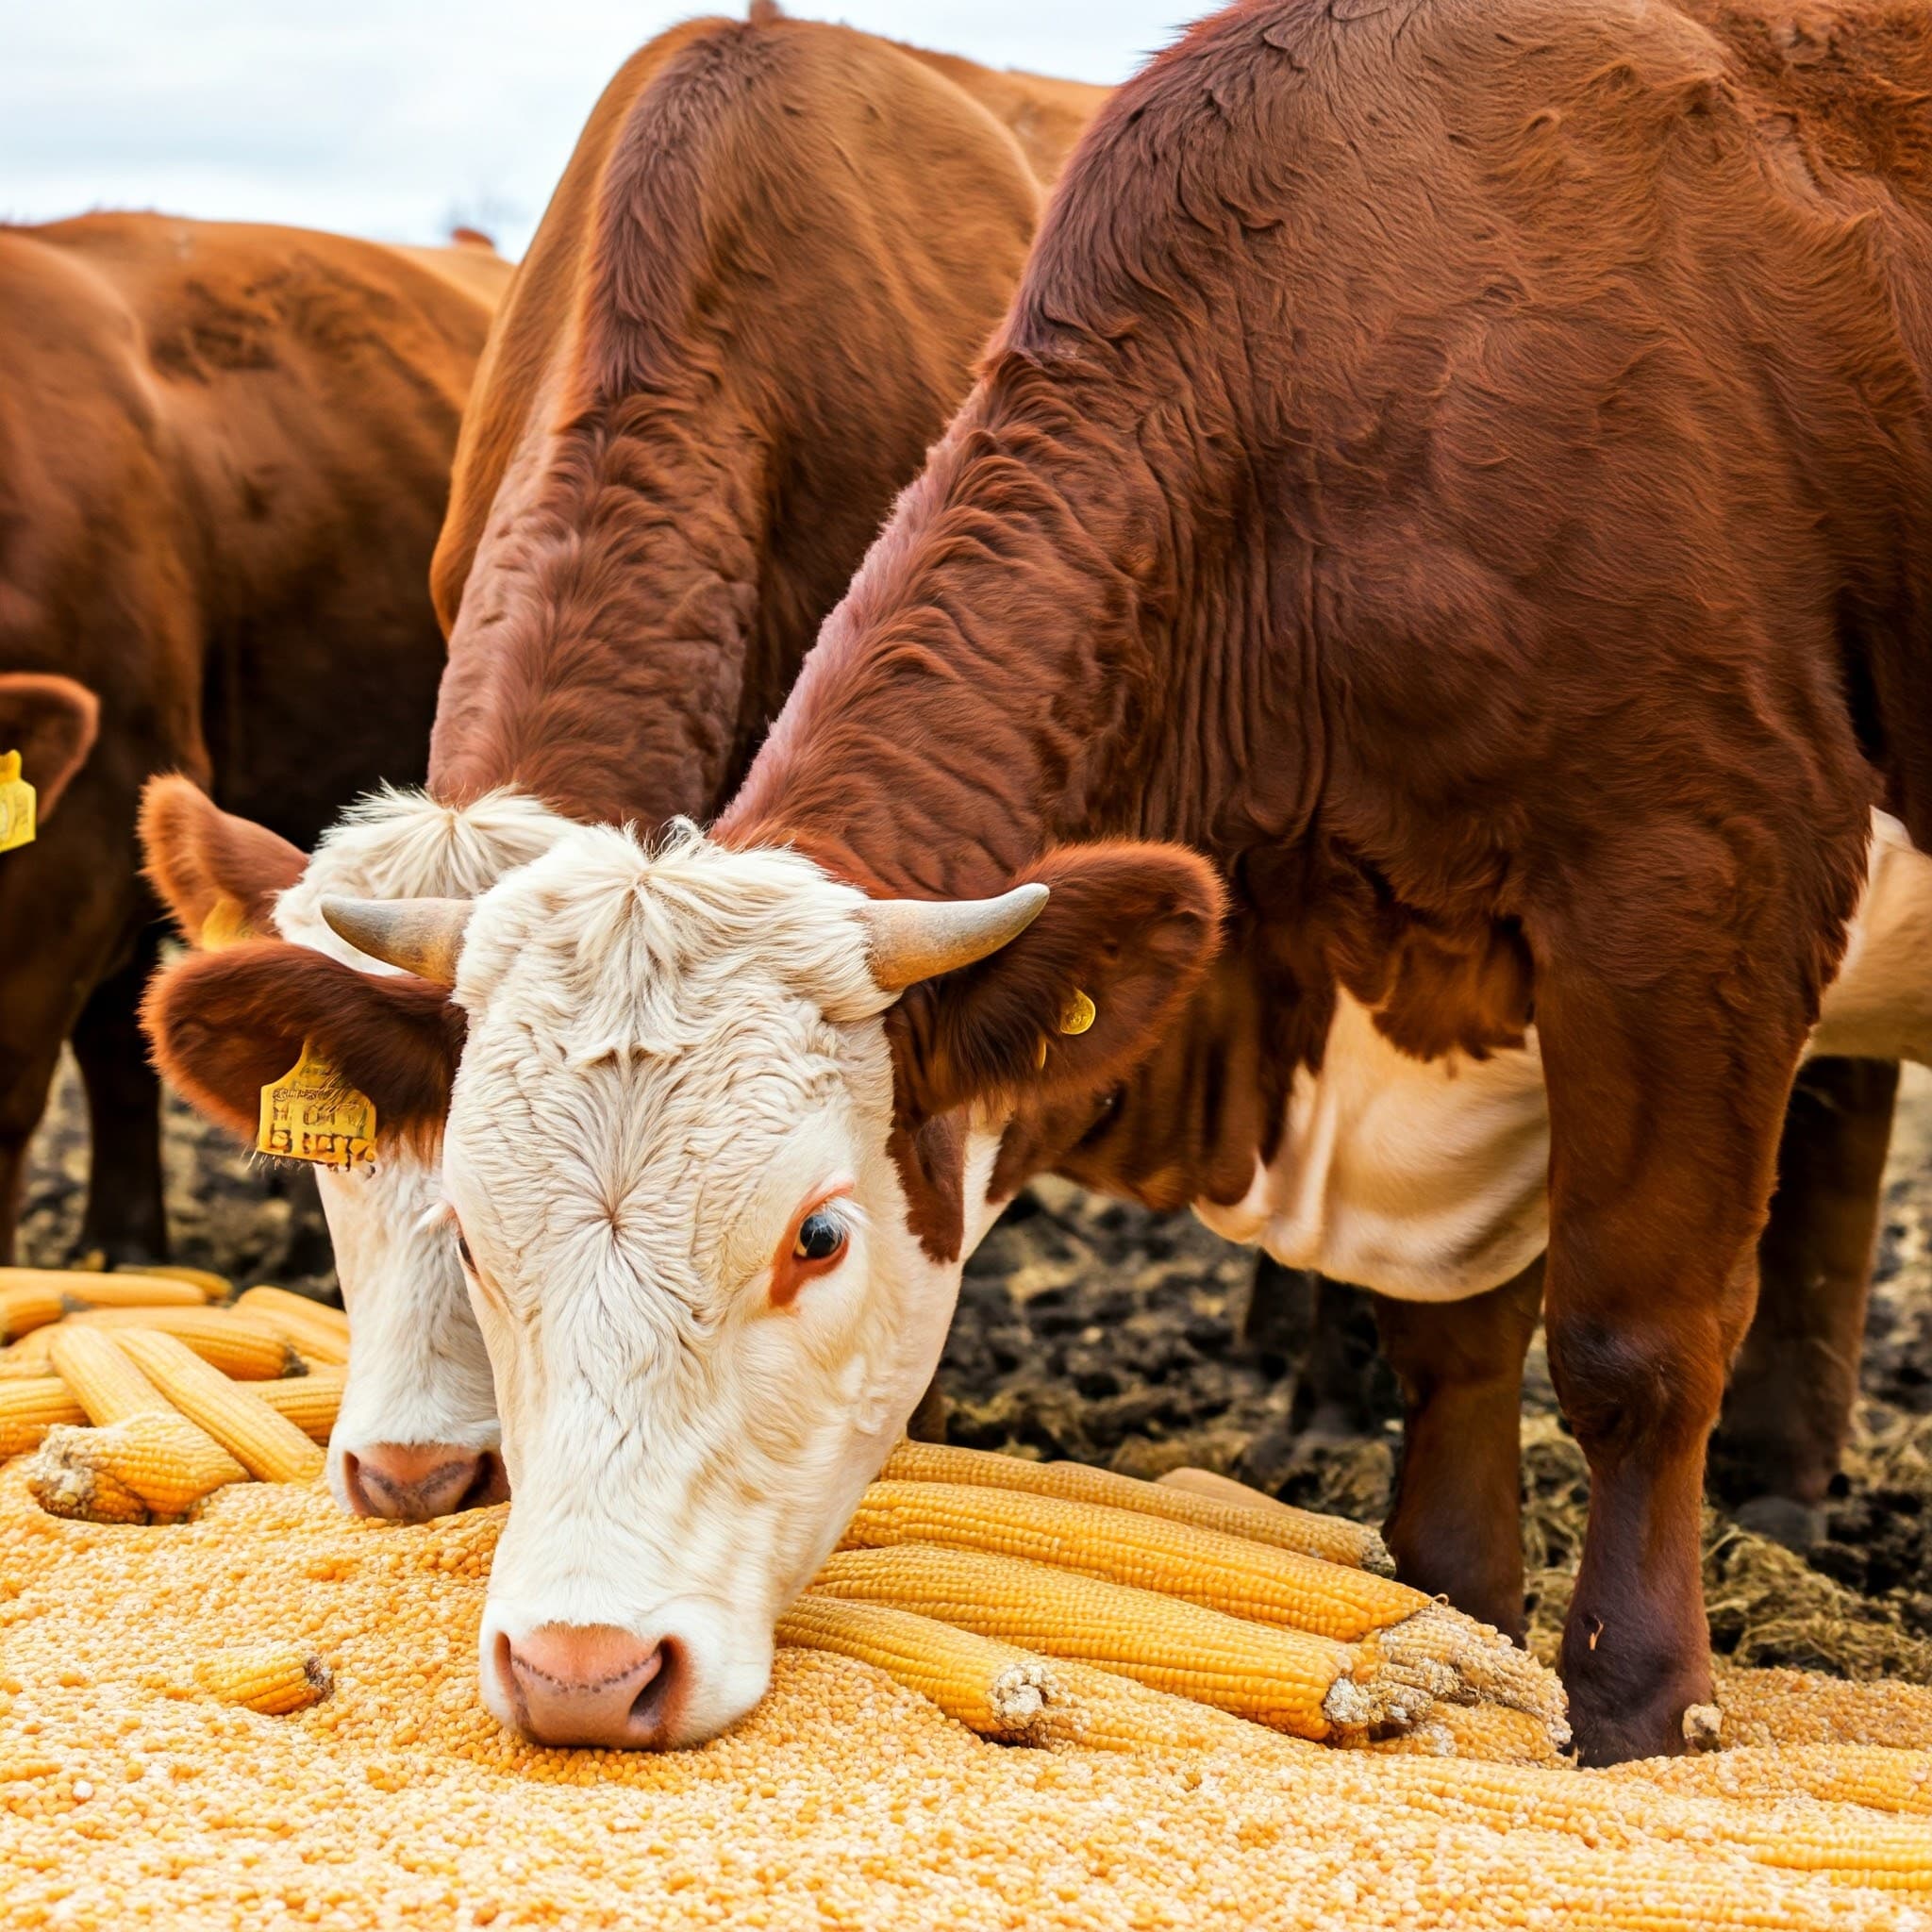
70,925 -> 170,1267
1537,928 -> 1804,1764
1374,1260 -> 1542,1641
1715,1056 -> 1896,1547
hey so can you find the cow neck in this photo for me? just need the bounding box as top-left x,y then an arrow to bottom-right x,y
719,371 -> 1199,897
425,370 -> 770,834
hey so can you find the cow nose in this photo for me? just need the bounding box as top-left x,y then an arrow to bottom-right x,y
497,1625 -> 680,1748
341,1443 -> 508,1521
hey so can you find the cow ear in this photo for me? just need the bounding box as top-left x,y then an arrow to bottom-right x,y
142,941 -> 464,1151
140,775 -> 308,947
885,842 -> 1226,1124
0,675 -> 100,823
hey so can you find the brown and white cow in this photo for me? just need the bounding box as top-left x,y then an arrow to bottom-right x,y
146,0 -> 1932,1762
140,13 -> 1060,1520
0,214 -> 500,1268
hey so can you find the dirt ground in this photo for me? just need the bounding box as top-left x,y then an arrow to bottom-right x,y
20,1054 -> 1932,1685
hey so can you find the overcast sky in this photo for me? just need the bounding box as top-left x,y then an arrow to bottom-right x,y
3,4 -> 1186,259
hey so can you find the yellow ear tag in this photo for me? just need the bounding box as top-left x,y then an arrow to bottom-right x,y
1058,989 -> 1097,1036
0,752 -> 36,856
258,1041 -> 377,1173
198,894 -> 254,951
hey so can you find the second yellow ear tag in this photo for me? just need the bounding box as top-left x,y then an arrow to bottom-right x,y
258,1042 -> 377,1172
1058,989 -> 1097,1036
0,752 -> 36,856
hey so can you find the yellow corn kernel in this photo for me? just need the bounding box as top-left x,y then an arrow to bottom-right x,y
0,1378 -> 88,1457
46,1328 -> 173,1426
843,1478 -> 1424,1643
809,1542 -> 1418,1740
883,1440 -> 1392,1574
110,1331 -> 325,1483
191,1642 -> 334,1715
251,1368 -> 346,1445
233,1286 -> 351,1367
63,1307 -> 302,1380
25,1412 -> 244,1520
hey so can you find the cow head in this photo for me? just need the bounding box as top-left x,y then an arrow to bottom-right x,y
253,823 -> 1221,1748
139,776 -> 570,1520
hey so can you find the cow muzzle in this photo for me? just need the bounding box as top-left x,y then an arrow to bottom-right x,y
340,1441 -> 508,1521
495,1624 -> 682,1748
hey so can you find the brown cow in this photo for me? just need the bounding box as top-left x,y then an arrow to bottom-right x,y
139,12 -> 1057,1522
0,215 -> 499,1266
158,0 -> 1932,1761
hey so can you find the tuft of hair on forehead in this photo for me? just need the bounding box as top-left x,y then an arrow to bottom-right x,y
451,821 -> 892,1031
275,787 -> 577,960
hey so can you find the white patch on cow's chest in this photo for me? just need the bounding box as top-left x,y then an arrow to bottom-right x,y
1193,992 -> 1551,1304
1196,810 -> 1932,1306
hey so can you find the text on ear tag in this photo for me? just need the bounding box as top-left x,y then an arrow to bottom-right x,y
0,753 -> 36,857
199,894 -> 255,950
258,1041 -> 377,1172
1058,989 -> 1097,1036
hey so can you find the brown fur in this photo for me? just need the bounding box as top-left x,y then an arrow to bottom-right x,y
0,215 -> 498,1264
420,16 -> 1051,830
143,21 -> 1091,1146
720,0 -> 1932,1761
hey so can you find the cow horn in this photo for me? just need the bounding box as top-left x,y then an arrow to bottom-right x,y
320,896 -> 475,988
860,882 -> 1049,992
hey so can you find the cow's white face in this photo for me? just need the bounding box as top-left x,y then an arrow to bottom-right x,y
439,827 -> 1003,1748
271,789 -> 572,1515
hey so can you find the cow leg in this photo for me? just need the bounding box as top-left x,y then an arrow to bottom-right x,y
1714,1056 -> 1896,1548
69,925 -> 170,1266
0,1040 -> 66,1268
1533,878 -> 1822,1764
1374,1260 -> 1543,1641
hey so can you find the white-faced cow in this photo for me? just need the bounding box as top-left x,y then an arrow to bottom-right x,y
140,12 -> 1082,1519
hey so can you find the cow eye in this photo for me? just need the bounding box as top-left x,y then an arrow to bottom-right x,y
792,1210 -> 846,1263
455,1229 -> 476,1273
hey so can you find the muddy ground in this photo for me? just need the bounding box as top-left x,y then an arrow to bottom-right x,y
21,1055 -> 1932,1682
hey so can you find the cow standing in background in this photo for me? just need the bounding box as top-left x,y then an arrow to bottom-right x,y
0,216 -> 503,1267
140,11 -> 1061,1521
152,0 -> 1932,1763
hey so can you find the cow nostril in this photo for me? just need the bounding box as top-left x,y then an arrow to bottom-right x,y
629,1638 -> 677,1735
340,1451 -> 375,1518
460,1450 -> 510,1509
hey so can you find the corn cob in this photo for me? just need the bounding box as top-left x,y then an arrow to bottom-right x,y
111,1331 -> 325,1483
190,1642 -> 334,1716
0,1378 -> 88,1457
46,1328 -> 173,1425
809,1542 -> 1428,1740
0,1279 -> 66,1343
233,1287 -> 351,1366
775,1592 -> 1298,1755
25,1412 -> 244,1520
57,1276 -> 209,1313
844,1478 -> 1424,1645
252,1368 -> 346,1444
1355,1700 -> 1566,1765
1605,1743 -> 1932,1817
137,1265 -> 230,1298
63,1307 -> 302,1380
883,1440 -> 1392,1574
